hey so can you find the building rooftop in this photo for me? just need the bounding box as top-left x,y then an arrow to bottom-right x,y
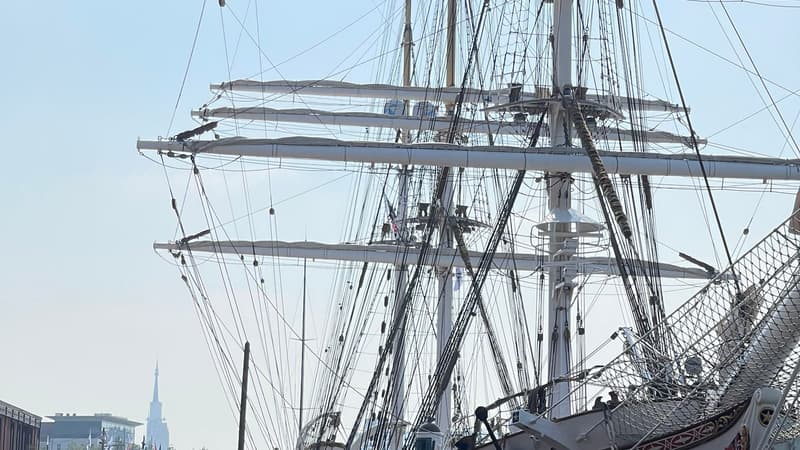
0,399 -> 41,427
46,413 -> 142,427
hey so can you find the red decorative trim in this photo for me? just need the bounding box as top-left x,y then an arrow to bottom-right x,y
622,401 -> 748,450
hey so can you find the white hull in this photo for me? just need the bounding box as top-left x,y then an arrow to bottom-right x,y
499,387 -> 783,450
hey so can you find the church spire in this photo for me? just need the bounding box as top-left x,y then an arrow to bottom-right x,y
148,362 -> 162,421
152,362 -> 160,403
146,362 -> 169,450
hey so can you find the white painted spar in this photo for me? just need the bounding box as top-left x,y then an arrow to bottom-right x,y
548,0 -> 575,420
136,137 -> 800,180
152,240 -> 716,279
211,79 -> 684,113
193,107 -> 700,146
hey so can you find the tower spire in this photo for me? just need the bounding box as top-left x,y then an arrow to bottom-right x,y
147,362 -> 169,450
152,362 -> 160,402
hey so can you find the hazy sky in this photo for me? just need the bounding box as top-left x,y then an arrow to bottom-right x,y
1,1 -> 799,450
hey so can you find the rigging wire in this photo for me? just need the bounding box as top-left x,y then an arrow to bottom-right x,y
690,0 -> 800,7
706,86 -> 800,139
167,0 -> 208,136
716,1 -> 800,158
650,0 -> 742,294
627,6 -> 800,100
149,0 -> 800,446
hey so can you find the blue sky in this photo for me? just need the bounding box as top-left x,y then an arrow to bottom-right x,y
1,1 -> 799,449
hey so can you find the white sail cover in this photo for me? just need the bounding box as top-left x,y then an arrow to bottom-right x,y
212,79 -> 685,113
137,137 -> 800,180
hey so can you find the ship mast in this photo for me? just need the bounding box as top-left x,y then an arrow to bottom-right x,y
387,0 -> 413,444
435,0 -> 457,435
547,0 -> 574,419
139,0 -> 800,434
445,0 -> 456,88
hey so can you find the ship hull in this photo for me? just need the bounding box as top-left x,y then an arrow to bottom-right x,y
481,387 -> 785,450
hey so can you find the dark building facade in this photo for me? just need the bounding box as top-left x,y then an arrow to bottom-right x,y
0,400 -> 41,450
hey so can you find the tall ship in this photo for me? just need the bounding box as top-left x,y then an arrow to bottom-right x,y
137,0 -> 800,448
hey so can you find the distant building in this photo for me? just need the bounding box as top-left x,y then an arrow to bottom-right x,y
145,364 -> 169,450
0,399 -> 41,450
39,413 -> 140,450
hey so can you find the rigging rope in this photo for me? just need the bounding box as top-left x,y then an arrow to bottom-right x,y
401,111 -> 546,450
402,168 -> 529,450
716,1 -> 800,158
650,0 -> 742,295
